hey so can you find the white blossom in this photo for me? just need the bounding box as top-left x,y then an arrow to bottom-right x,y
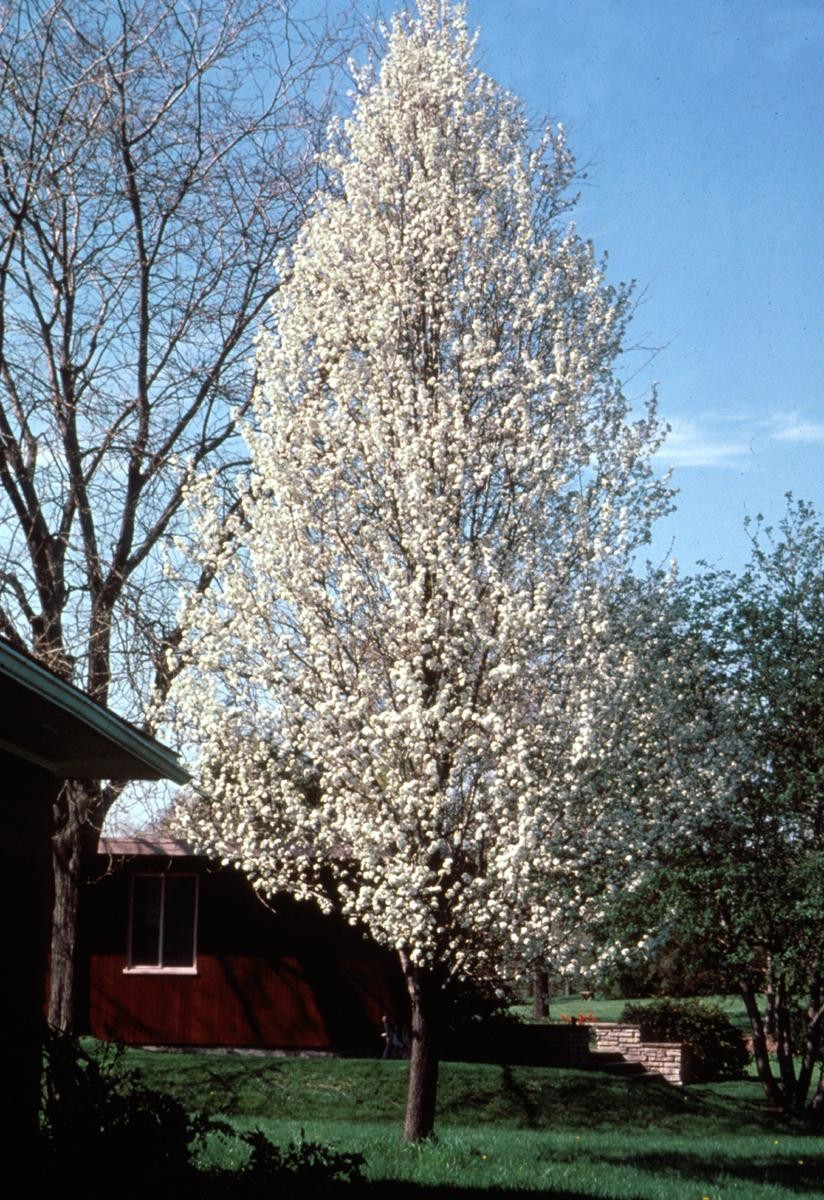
167,0 -> 672,992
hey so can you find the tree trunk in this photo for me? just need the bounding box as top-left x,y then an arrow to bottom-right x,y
774,973 -> 798,1107
48,824 -> 82,1031
740,980 -> 783,1107
811,1066 -> 824,1127
794,975 -> 822,1113
764,954 -> 777,1037
400,952 -> 440,1142
47,781 -> 100,1032
532,962 -> 549,1021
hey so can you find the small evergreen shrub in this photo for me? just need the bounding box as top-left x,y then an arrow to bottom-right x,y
620,998 -> 750,1081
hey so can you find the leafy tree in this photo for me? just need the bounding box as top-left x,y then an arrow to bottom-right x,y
603,499 -> 824,1117
560,569 -> 734,989
168,0 -> 668,1140
0,0 -> 358,1030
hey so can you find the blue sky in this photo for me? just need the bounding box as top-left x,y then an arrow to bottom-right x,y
461,0 -> 824,573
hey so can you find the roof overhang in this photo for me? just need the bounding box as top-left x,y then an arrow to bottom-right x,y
0,640 -> 188,783
98,837 -> 195,857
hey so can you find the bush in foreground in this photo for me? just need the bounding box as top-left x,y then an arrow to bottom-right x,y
40,1031 -> 363,1195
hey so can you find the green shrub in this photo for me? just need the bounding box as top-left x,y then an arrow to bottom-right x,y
41,1029 -> 200,1183
234,1128 -> 365,1194
40,1032 -> 365,1195
620,998 -> 750,1081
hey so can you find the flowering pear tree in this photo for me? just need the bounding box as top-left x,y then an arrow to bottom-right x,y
168,0 -> 669,1140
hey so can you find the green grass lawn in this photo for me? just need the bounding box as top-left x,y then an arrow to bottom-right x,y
118,1030 -> 823,1199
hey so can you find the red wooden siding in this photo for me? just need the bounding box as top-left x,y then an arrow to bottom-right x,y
81,853 -> 405,1050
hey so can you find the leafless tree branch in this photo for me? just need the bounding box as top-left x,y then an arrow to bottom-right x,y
0,0 -> 365,1027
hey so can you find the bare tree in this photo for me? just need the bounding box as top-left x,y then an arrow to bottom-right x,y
0,0 -> 358,1030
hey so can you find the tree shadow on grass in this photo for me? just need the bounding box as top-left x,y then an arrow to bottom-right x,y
353,1143 -> 824,1198
355,1186 -> 602,1199
435,1063 -> 697,1132
610,1148 -> 824,1195
434,1062 -> 807,1139
498,1063 -> 543,1128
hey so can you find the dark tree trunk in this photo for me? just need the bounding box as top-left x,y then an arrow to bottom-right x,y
532,962 -> 549,1020
400,951 -> 440,1143
47,781 -> 101,1032
794,975 -> 822,1113
764,954 -> 777,1037
740,980 -> 783,1107
48,819 -> 82,1031
775,973 -> 798,1107
811,1068 -> 824,1126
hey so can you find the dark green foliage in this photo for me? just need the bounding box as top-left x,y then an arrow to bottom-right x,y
41,1028 -> 199,1183
597,500 -> 824,1115
620,999 -> 751,1081
443,972 -> 517,1034
40,1032 -> 365,1195
237,1128 -> 365,1192
597,945 -> 729,1001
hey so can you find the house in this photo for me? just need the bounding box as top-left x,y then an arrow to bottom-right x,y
79,841 -> 595,1071
81,837 -> 406,1053
0,637 -> 186,1153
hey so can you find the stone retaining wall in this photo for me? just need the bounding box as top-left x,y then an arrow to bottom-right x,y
593,1023 -> 696,1085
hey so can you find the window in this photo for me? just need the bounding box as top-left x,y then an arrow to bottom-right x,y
126,873 -> 198,973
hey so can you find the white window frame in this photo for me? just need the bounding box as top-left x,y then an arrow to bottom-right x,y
124,872 -> 199,975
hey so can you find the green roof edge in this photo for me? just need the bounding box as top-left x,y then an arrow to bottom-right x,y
0,640 -> 189,784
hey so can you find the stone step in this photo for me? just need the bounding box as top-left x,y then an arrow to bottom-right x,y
591,1024 -> 688,1085
587,1050 -> 649,1077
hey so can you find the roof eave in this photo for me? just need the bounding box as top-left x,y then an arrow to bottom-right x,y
0,641 -> 189,784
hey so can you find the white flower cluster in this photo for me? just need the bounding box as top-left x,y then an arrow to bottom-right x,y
167,0 -> 673,985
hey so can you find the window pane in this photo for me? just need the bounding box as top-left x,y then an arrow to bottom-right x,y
162,875 -> 197,967
131,875 -> 162,965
